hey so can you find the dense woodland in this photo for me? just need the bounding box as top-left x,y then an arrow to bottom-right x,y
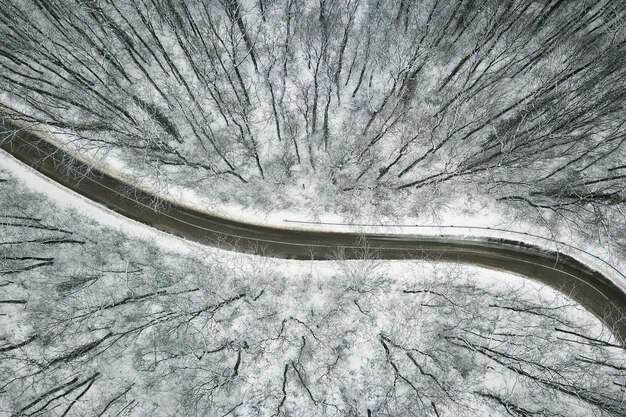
0,0 -> 625,250
1,1 -> 626,415
0,171 -> 625,416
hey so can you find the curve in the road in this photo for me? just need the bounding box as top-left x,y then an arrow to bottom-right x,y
1,122 -> 625,343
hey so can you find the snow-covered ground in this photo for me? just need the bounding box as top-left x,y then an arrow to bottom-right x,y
2,126 -> 624,296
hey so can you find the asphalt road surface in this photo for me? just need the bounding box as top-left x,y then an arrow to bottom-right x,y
1,121 -> 625,343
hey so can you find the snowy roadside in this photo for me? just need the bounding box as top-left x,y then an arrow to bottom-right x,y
2,138 -> 625,300
1,113 -> 624,293
1,134 -> 621,350
2,116 -> 624,292
1,145 -> 577,301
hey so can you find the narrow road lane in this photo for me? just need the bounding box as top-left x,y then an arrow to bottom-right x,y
1,122 -> 625,343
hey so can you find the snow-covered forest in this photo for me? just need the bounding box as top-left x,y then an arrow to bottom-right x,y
1,0 -> 625,250
1,0 -> 626,415
0,167 -> 625,416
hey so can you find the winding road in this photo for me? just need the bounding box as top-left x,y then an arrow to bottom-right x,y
1,121 -> 625,343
